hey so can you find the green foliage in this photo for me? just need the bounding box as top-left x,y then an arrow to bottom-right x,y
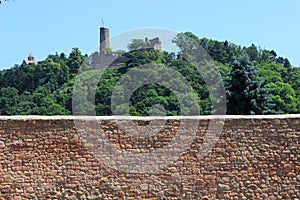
125,49 -> 165,68
0,50 -> 84,115
244,44 -> 259,62
289,68 -> 300,90
0,87 -> 19,115
265,82 -> 297,114
257,63 -> 286,84
0,32 -> 299,116
67,48 -> 86,74
127,39 -> 146,51
172,32 -> 200,61
109,63 -> 200,116
227,55 -> 273,114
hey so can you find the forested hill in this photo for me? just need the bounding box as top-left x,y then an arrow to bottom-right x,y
1,32 -> 300,116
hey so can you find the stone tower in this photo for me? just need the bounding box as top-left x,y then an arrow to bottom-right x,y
100,27 -> 110,54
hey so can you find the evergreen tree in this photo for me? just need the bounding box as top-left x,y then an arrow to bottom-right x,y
227,55 -> 272,114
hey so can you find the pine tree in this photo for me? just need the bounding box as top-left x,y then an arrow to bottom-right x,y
227,55 -> 272,114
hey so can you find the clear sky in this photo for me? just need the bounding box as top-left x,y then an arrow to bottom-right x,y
0,0 -> 299,70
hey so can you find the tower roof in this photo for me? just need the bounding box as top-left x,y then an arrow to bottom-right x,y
28,53 -> 34,58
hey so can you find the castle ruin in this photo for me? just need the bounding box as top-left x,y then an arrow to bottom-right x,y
93,25 -> 162,69
145,37 -> 162,52
99,26 -> 162,54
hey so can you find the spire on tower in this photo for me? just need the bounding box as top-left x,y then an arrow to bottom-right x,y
102,18 -> 105,27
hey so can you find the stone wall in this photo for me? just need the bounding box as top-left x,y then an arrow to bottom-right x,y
0,116 -> 299,199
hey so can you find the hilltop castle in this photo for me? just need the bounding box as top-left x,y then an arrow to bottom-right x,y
99,26 -> 162,54
92,25 -> 162,69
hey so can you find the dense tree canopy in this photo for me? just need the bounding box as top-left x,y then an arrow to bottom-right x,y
0,32 -> 299,115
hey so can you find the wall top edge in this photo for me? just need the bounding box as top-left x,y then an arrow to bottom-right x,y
0,115 -> 300,121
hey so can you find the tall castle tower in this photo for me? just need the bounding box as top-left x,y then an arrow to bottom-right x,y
100,26 -> 110,54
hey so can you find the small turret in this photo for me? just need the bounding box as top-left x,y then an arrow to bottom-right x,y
22,53 -> 38,65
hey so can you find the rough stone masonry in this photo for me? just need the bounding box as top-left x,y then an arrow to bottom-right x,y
0,115 -> 299,199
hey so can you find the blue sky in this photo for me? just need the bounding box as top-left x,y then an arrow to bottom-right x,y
0,0 -> 299,69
